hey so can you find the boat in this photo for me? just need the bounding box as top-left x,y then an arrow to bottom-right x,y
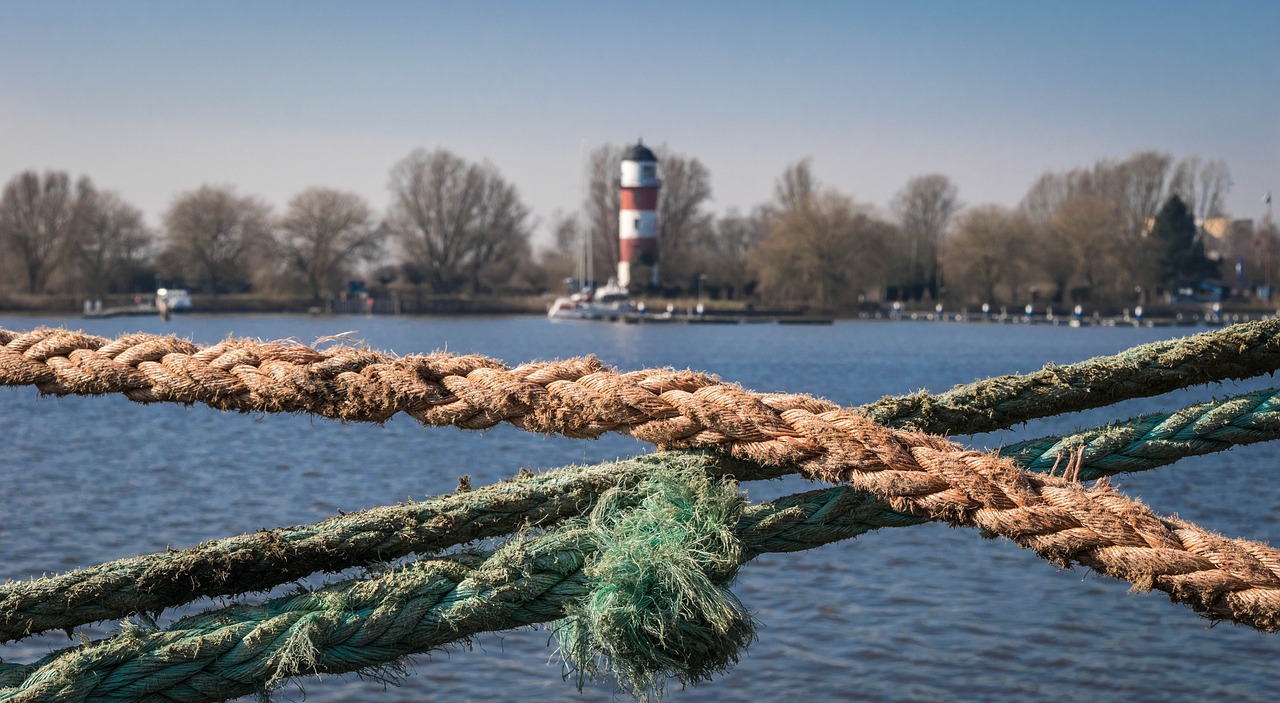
547,278 -> 633,321
155,288 -> 192,311
82,301 -> 158,318
83,288 -> 193,319
155,288 -> 192,320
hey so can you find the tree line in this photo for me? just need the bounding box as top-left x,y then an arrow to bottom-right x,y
0,149 -> 536,304
0,146 -> 1268,312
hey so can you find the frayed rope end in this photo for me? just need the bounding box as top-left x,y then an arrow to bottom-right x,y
555,466 -> 757,697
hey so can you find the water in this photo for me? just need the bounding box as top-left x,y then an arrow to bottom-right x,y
2,314 -> 1278,702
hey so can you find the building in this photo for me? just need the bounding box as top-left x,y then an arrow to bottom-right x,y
617,140 -> 661,289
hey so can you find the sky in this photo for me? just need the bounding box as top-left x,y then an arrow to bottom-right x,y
1,1 -> 1277,248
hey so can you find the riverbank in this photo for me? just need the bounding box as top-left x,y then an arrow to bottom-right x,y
0,292 -> 815,320
4,291 -> 1276,327
0,292 -> 552,316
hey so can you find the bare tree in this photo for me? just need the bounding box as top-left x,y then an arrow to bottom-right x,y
468,168 -> 533,293
279,188 -> 384,301
945,205 -> 1031,306
748,189 -> 893,309
1169,156 -> 1233,220
892,174 -> 960,300
1197,159 -> 1233,219
161,185 -> 273,294
583,144 -> 623,282
1125,151 -> 1175,226
534,212 -> 584,294
1023,151 -> 1171,239
70,187 -> 152,298
1030,210 -> 1077,306
1049,193 -> 1127,304
1020,171 -> 1073,225
703,208 -> 768,299
1090,151 -> 1173,242
0,170 -> 92,293
653,149 -> 714,290
774,158 -> 818,213
385,148 -> 532,294
1020,152 -> 1183,307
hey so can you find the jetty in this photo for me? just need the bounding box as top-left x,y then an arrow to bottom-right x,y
617,311 -> 833,325
80,302 -> 160,319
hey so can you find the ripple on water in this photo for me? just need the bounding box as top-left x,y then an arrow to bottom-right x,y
2,316 -> 1279,701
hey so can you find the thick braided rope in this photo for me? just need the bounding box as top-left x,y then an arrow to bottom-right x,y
5,320 -> 1280,436
858,318 -> 1280,433
9,380 -> 1280,646
0,474 -> 1174,703
0,454 -> 768,644
4,327 -> 1280,631
999,387 -> 1280,479
0,535 -> 591,702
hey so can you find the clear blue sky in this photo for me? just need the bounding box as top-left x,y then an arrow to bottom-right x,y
2,0 -> 1276,246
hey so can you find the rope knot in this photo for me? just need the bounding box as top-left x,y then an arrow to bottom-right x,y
558,466 -> 755,696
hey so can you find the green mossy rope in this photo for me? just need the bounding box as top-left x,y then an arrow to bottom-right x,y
7,386 -> 1280,645
0,468 -> 752,702
999,387 -> 1280,479
0,467 -> 973,702
6,451 -> 1276,702
558,470 -> 752,696
0,452 -> 816,652
858,319 -> 1280,434
5,323 -> 1280,700
0,454 -> 768,644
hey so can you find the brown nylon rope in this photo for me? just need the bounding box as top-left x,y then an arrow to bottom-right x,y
3,327 -> 1280,630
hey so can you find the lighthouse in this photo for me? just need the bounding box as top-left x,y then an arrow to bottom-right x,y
617,140 -> 661,289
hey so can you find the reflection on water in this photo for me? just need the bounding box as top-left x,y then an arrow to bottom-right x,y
2,315 -> 1278,701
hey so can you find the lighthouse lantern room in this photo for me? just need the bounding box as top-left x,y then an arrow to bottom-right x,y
617,140 -> 661,289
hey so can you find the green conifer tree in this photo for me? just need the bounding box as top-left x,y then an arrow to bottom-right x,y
1150,195 -> 1218,293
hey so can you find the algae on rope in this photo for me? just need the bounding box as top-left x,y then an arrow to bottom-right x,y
558,468 -> 753,696
4,322 -> 1280,701
4,455 -> 1279,701
10,383 -> 1280,646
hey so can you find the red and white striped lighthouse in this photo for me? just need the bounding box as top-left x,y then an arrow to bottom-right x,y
618,140 -> 661,289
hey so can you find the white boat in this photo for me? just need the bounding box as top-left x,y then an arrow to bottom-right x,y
156,288 -> 192,310
549,148 -> 635,322
155,288 -> 192,320
547,278 -> 633,320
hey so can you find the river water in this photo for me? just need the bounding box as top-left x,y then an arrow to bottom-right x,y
1,314 -> 1278,702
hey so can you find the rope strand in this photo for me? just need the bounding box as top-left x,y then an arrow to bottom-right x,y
1000,387 -> 1280,479
5,326 -> 1280,637
857,318 -> 1280,433
4,464 -> 1276,703
5,321 -> 1280,435
6,324 -> 1280,703
0,454 -> 754,644
9,382 -> 1280,645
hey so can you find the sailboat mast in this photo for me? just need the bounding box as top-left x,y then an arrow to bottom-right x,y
580,137 -> 593,290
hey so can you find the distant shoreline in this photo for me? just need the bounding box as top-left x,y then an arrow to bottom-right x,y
1,293 -> 1273,326
0,293 -> 810,319
0,293 -> 551,317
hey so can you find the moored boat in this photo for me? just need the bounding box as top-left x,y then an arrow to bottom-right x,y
547,278 -> 633,321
